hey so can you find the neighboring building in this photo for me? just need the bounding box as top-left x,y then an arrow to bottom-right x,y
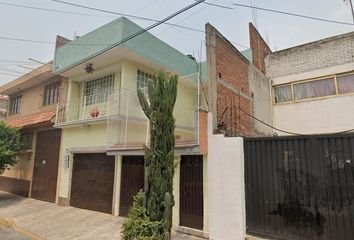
0,95 -> 8,120
53,17 -> 208,234
0,63 -> 68,202
267,31 -> 354,135
206,23 -> 273,137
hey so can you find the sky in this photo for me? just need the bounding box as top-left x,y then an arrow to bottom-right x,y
0,0 -> 353,85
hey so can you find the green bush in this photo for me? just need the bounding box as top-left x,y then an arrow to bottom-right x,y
0,122 -> 22,174
121,191 -> 164,240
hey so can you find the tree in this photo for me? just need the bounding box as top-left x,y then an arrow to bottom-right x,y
137,72 -> 178,238
0,122 -> 22,174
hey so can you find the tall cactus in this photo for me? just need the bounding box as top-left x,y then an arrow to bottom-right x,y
137,72 -> 178,237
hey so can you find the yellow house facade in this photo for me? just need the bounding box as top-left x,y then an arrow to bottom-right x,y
53,17 -> 209,234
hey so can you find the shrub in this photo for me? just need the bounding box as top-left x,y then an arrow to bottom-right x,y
0,122 -> 22,174
121,191 -> 164,240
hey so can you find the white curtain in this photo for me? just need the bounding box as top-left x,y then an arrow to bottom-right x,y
274,85 -> 292,103
337,74 -> 354,94
294,78 -> 335,100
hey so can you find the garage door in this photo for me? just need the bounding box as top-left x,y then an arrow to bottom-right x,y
70,153 -> 115,214
32,129 -> 61,203
119,156 -> 144,216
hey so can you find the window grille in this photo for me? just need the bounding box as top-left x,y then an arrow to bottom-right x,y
84,74 -> 114,106
43,81 -> 61,106
21,132 -> 33,150
9,96 -> 21,115
137,70 -> 152,89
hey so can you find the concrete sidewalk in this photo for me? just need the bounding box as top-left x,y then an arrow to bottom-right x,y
0,192 -> 202,240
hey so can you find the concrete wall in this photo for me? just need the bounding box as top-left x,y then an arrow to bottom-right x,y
248,65 -> 273,136
266,31 -> 354,79
208,113 -> 246,240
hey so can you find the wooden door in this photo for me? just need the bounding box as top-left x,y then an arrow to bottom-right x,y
180,155 -> 204,230
31,129 -> 61,203
70,153 -> 115,214
119,156 -> 144,216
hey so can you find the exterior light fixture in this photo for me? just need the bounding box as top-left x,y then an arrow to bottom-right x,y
84,63 -> 94,74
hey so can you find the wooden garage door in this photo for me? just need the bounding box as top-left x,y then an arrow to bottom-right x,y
70,153 -> 115,214
31,129 -> 61,203
119,156 -> 144,216
180,155 -> 204,230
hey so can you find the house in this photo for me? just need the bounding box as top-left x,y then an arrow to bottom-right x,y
267,31 -> 354,135
53,17 -> 208,235
0,62 -> 68,202
0,95 -> 8,120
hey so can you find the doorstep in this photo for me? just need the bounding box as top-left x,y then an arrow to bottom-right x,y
175,226 -> 209,239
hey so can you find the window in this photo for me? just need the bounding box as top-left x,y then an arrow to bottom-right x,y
274,85 -> 292,103
21,132 -> 33,150
9,96 -> 21,115
0,100 -> 7,109
84,74 -> 114,106
337,73 -> 354,95
137,70 -> 152,89
294,78 -> 336,100
43,81 -> 61,106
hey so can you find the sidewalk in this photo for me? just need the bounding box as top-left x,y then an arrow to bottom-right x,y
0,191 -> 202,240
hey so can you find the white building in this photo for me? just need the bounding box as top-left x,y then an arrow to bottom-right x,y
266,31 -> 354,135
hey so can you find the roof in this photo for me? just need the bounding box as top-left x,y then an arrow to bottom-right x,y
0,95 -> 8,101
5,109 -> 55,128
54,17 -> 197,77
0,64 -> 56,96
240,49 -> 252,62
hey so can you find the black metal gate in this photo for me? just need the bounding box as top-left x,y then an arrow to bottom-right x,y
244,135 -> 354,240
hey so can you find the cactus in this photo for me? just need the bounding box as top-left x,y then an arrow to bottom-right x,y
137,72 -> 178,237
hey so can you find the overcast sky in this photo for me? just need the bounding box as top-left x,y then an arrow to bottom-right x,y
0,0 -> 353,84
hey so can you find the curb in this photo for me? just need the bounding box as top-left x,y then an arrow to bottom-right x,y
0,218 -> 44,240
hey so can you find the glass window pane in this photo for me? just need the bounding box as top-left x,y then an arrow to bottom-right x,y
84,74 -> 114,106
337,74 -> 354,94
294,78 -> 335,100
274,85 -> 292,103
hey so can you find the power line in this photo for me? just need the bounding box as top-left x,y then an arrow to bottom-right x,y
50,0 -> 204,33
0,1 -> 248,49
232,2 -> 354,26
239,106 -> 354,136
0,1 -> 113,18
56,0 -> 207,73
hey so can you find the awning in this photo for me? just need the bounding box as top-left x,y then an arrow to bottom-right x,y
6,110 -> 56,128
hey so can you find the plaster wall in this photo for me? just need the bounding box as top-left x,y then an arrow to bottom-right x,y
208,113 -> 246,240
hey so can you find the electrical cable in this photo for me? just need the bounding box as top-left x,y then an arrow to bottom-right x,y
238,106 -> 354,136
0,1 -> 113,18
232,2 -> 354,26
49,0 -> 205,33
54,0 -> 206,73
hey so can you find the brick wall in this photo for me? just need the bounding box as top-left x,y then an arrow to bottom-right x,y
266,31 -> 354,79
206,23 -> 253,137
249,23 -> 272,74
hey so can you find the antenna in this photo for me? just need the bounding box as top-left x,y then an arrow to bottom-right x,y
250,0 -> 259,29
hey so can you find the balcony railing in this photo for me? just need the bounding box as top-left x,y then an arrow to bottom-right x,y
55,88 -> 197,130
